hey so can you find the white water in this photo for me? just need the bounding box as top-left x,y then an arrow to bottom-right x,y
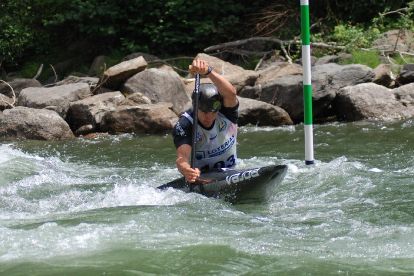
1,121 -> 414,275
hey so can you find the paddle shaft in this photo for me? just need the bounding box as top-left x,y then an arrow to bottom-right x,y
189,72 -> 201,192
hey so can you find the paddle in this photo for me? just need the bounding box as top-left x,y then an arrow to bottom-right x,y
188,66 -> 201,192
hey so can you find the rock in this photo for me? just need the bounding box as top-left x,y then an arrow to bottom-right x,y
74,124 -> 95,136
255,62 -> 303,86
225,71 -> 260,94
373,30 -> 414,53
373,64 -> 394,87
18,83 -> 92,119
237,97 -> 293,126
314,55 -> 341,66
66,91 -> 125,134
46,75 -> 112,94
89,55 -> 107,76
333,83 -> 413,121
193,53 -> 246,76
396,63 -> 414,86
239,85 -> 261,99
257,63 -> 376,123
100,56 -> 148,90
392,83 -> 414,107
43,57 -> 86,84
0,107 -> 75,140
0,78 -> 41,98
118,93 -> 151,106
313,63 -> 376,87
99,104 -> 178,135
259,75 -> 304,123
122,53 -> 159,62
121,68 -> 191,115
46,75 -> 99,87
0,95 -> 14,111
256,55 -> 287,70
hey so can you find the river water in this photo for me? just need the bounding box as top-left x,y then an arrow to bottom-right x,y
1,119 -> 413,275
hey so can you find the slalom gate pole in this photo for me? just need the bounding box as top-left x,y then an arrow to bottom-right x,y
300,0 -> 315,165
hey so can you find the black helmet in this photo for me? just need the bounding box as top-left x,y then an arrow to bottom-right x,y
193,83 -> 222,113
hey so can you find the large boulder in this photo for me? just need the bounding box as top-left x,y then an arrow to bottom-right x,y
18,83 -> 92,118
260,75 -> 304,123
100,56 -> 148,90
396,63 -> 414,86
0,107 -> 75,140
237,97 -> 293,126
392,83 -> 414,107
67,91 -> 125,135
255,62 -> 302,86
373,30 -> 414,53
312,63 -> 376,88
193,53 -> 246,76
0,78 -> 41,98
225,71 -> 259,93
259,63 -> 376,123
121,68 -> 191,115
333,83 -> 414,121
99,103 -> 178,135
373,64 -> 394,87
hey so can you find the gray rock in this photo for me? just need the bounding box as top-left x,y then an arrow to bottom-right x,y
67,91 -> 125,134
396,63 -> 414,86
260,75 -> 305,123
100,56 -> 148,90
238,97 -> 293,126
121,68 -> 191,115
18,83 -> 92,119
312,63 -> 376,88
0,107 -> 75,140
0,78 -> 41,98
333,83 -> 413,121
392,83 -> 414,107
255,62 -> 302,86
100,104 -> 178,135
0,94 -> 14,111
373,64 -> 394,87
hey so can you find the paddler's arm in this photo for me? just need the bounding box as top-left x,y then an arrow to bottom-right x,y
176,144 -> 201,183
191,59 -> 238,108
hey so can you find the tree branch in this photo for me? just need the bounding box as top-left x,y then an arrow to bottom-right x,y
0,80 -> 16,107
33,64 -> 43,80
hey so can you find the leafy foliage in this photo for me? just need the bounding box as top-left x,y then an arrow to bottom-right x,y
43,0 -> 245,54
1,0 -> 414,73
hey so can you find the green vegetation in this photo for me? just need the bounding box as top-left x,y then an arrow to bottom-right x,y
1,0 -> 413,77
339,50 -> 381,69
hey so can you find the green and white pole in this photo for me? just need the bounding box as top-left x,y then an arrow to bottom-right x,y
301,0 -> 315,165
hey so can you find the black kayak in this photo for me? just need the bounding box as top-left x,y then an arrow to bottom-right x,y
157,164 -> 288,204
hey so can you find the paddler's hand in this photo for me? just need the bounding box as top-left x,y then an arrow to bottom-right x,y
190,59 -> 212,76
184,167 -> 201,183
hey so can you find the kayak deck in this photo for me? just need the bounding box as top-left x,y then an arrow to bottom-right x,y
158,164 -> 288,204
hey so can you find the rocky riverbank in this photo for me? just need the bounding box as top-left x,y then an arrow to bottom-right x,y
1,50 -> 414,141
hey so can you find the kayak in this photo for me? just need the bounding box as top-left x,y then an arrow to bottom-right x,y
157,164 -> 288,204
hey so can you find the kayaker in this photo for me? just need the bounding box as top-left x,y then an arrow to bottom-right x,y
172,59 -> 239,183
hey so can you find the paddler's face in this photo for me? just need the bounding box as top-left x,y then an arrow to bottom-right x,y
198,110 -> 219,128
